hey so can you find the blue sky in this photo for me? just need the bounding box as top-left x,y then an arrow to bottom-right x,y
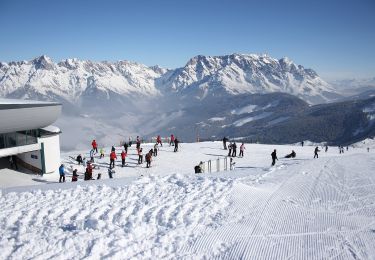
0,0 -> 374,80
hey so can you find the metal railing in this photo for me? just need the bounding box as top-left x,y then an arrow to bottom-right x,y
200,156 -> 234,173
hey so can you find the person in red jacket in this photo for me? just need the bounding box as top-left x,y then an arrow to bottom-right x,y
170,134 -> 175,146
156,135 -> 163,146
91,140 -> 98,153
110,150 -> 117,168
121,150 -> 127,167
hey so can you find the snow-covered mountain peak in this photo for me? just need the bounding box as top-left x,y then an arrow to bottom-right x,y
0,53 -> 338,104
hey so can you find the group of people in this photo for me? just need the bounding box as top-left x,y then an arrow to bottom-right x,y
223,137 -> 246,158
60,135 -> 180,182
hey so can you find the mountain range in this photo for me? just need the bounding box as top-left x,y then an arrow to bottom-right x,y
0,54 -> 374,150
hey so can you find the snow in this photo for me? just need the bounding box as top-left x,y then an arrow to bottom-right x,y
230,104 -> 257,115
233,112 -> 272,127
41,125 -> 61,133
1,141 -> 375,258
208,117 -> 226,122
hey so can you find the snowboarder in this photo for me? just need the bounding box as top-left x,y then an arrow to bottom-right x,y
285,150 -> 296,158
154,143 -> 158,156
314,146 -> 320,158
156,135 -> 163,147
271,149 -> 278,166
72,169 -> 78,182
232,142 -> 237,157
91,140 -> 98,153
86,162 -> 94,180
174,138 -> 179,152
109,150 -> 117,168
170,134 -> 175,146
138,148 -> 143,164
59,164 -> 65,183
228,142 -> 232,157
99,148 -> 105,159
239,143 -> 245,157
121,150 -> 127,167
194,161 -> 204,174
76,154 -> 83,165
223,137 -> 228,150
146,151 -> 152,168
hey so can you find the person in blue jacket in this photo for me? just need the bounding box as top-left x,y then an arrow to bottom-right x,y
59,164 -> 65,183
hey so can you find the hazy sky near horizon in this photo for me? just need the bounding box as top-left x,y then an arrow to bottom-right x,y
0,0 -> 374,80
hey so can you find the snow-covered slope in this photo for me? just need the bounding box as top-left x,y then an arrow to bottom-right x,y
160,54 -> 336,103
0,54 -> 336,104
1,142 -> 375,259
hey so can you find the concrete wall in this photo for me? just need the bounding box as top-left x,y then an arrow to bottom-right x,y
40,134 -> 61,174
15,134 -> 61,174
0,143 -> 41,158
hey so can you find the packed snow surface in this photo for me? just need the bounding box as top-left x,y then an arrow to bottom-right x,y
1,141 -> 375,259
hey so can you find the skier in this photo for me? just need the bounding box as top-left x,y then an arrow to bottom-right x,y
110,150 -> 117,168
89,148 -> 95,162
146,151 -> 152,168
72,169 -> 78,182
239,143 -> 245,157
170,134 -> 175,146
111,145 -> 115,152
76,154 -> 83,165
123,142 -> 128,153
156,135 -> 163,147
285,150 -> 296,158
223,136 -> 228,150
99,148 -> 105,159
301,141 -> 304,147
368,147 -> 370,152
138,148 -> 143,164
136,136 -> 141,150
314,146 -> 320,158
128,137 -> 132,147
325,145 -> 328,152
228,142 -> 232,157
91,139 -> 98,153
232,142 -> 237,157
174,138 -> 179,152
59,164 -> 65,183
153,143 -> 158,156
346,146 -> 349,151
121,150 -> 127,167
271,149 -> 278,166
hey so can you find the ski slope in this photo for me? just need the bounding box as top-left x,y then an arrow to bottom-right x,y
1,142 -> 375,259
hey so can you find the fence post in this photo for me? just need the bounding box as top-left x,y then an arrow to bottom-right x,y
208,160 -> 211,173
224,157 -> 227,171
217,158 -> 220,172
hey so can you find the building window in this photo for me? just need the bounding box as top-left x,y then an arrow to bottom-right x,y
0,129 -> 39,149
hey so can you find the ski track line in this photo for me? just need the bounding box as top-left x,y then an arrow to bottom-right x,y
181,155 -> 375,259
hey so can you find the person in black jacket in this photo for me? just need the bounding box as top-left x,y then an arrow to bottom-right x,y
174,138 -> 179,152
232,142 -> 237,157
271,149 -> 278,166
228,142 -> 232,157
223,137 -> 228,150
314,147 -> 320,158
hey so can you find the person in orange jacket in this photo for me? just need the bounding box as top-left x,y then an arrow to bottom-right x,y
121,150 -> 127,167
110,150 -> 117,168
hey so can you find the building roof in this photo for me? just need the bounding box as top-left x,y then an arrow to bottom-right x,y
0,99 -> 61,134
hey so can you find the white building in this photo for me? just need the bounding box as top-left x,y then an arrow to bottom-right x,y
0,99 -> 62,174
